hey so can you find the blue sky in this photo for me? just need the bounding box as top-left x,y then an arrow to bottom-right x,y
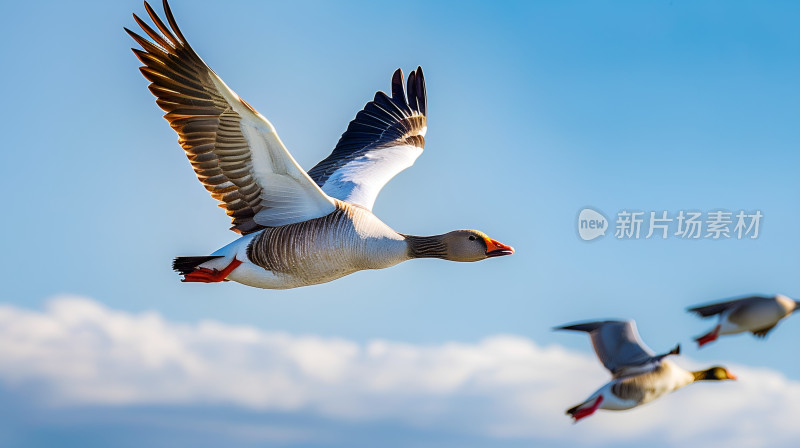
0,1 -> 799,447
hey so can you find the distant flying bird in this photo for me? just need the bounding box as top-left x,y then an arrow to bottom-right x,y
689,295 -> 799,347
555,320 -> 736,422
126,1 -> 513,289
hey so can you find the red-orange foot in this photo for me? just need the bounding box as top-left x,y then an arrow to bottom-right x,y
695,325 -> 721,347
183,258 -> 242,283
569,395 -> 603,423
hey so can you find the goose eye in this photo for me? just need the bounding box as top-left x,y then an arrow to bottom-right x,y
468,235 -> 476,241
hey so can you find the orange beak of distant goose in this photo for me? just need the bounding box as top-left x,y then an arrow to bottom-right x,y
485,238 -> 515,258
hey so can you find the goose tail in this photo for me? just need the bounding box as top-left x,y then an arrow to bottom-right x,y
173,256 -> 224,276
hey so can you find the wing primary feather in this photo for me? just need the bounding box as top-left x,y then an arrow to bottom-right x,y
160,0 -> 191,46
414,66 -> 426,116
125,27 -> 168,56
128,0 -> 335,233
144,2 -> 180,47
132,14 -> 174,51
390,69 -> 411,113
406,70 -> 418,111
554,322 -> 604,333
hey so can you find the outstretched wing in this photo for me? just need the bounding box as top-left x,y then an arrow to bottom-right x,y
127,0 -> 335,234
307,67 -> 427,210
556,320 -> 664,377
687,296 -> 768,318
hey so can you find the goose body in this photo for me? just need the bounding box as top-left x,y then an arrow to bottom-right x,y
576,360 -> 695,413
127,1 -> 513,290
689,295 -> 799,347
556,320 -> 735,421
201,201 -> 407,289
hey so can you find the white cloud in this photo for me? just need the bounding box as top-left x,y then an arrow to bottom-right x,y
0,296 -> 798,447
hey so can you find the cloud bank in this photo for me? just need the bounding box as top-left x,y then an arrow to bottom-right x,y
0,296 -> 797,447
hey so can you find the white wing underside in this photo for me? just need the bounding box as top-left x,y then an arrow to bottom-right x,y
320,144 -> 423,210
307,67 -> 428,212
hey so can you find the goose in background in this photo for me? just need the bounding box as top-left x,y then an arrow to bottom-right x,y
126,1 -> 513,290
689,295 -> 799,347
555,320 -> 736,422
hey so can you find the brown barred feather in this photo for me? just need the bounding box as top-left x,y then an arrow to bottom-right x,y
247,202 -> 360,273
126,0 -> 266,234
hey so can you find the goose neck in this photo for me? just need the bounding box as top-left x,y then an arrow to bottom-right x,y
404,234 -> 448,259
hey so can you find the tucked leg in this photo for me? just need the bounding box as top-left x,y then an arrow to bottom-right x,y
695,324 -> 721,347
567,395 -> 604,422
183,258 -> 242,283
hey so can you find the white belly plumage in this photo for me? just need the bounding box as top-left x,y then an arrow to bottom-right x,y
720,308 -> 782,334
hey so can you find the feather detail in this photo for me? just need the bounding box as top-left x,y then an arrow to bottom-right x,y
128,0 -> 335,233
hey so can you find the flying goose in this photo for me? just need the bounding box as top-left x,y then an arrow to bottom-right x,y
126,1 -> 514,290
689,295 -> 799,347
555,320 -> 736,422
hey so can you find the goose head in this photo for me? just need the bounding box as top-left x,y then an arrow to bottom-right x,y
442,230 -> 515,261
774,294 -> 799,314
693,366 -> 737,382
405,230 -> 514,261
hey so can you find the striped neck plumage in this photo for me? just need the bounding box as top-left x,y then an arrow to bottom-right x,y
404,234 -> 449,259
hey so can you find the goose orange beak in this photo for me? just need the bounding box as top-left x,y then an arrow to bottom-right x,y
485,238 -> 515,257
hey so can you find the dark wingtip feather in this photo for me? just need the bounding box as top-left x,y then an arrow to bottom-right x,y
125,26 -> 158,52
686,302 -> 729,317
124,26 -> 139,39
406,70 -> 418,111
414,66 -> 426,116
390,68 -> 408,110
162,0 -> 189,46
554,320 -> 622,333
133,11 -> 173,50
173,256 -> 223,275
554,322 -> 600,333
